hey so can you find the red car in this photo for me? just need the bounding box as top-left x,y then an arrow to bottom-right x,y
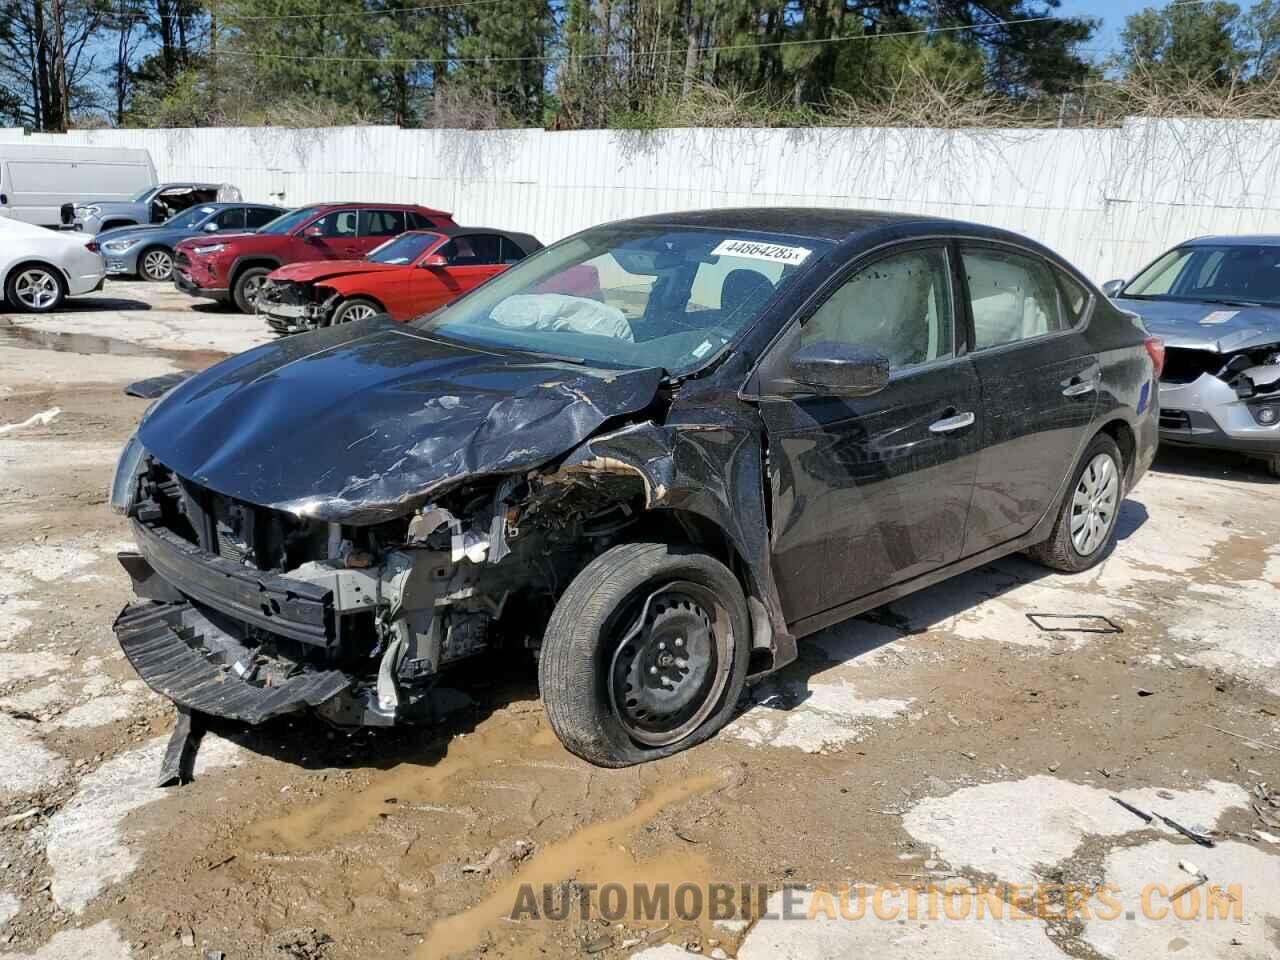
256,228 -> 543,333
172,203 -> 456,313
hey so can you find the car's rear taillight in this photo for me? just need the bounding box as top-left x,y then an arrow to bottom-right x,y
1145,336 -> 1165,378
85,241 -> 99,253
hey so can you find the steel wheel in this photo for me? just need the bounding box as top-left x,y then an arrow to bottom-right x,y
140,248 -> 174,281
13,268 -> 61,310
1070,451 -> 1119,556
607,581 -> 732,748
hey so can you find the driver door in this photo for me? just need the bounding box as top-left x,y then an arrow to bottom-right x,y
751,243 -> 983,623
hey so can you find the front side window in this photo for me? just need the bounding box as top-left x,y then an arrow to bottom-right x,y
441,235 -> 503,266
962,247 -> 1064,350
164,206 -> 216,230
259,206 -> 323,236
245,207 -> 281,229
411,225 -> 831,375
802,246 -> 954,371
311,210 -> 358,238
1122,244 -> 1280,306
214,208 -> 245,230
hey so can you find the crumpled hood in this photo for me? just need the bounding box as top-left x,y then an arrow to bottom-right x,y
136,317 -> 663,524
1115,296 -> 1280,351
269,260 -> 407,285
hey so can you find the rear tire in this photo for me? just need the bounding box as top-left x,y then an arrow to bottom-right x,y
1026,433 -> 1124,573
232,266 -> 271,314
138,246 -> 174,282
5,264 -> 66,313
539,542 -> 750,767
330,297 -> 381,326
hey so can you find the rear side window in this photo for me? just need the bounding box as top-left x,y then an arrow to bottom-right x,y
410,211 -> 449,230
245,207 -> 280,228
961,247 -> 1065,349
802,246 -> 954,372
1055,267 -> 1091,326
500,237 -> 528,264
360,209 -> 406,238
214,208 -> 245,229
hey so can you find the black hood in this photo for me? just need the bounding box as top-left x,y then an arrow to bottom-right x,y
137,317 -> 663,523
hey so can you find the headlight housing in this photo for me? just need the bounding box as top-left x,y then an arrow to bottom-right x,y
109,434 -> 146,516
192,243 -> 225,255
75,205 -> 100,219
102,238 -> 141,253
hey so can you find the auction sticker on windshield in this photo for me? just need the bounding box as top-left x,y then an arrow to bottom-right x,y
711,239 -> 813,265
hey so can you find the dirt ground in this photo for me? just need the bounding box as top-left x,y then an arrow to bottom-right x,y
0,281 -> 1277,960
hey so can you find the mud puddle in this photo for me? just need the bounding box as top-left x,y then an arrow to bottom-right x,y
0,319 -> 225,369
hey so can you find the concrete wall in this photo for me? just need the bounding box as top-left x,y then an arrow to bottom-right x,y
15,118 -> 1280,282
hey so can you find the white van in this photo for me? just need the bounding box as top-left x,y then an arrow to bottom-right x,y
0,143 -> 156,228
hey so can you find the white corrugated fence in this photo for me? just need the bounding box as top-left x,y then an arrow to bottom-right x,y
11,118 -> 1280,282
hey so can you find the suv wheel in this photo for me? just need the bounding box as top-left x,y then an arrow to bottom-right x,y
539,542 -> 750,767
138,247 -> 174,282
232,267 -> 271,313
5,265 -> 66,313
1026,433 -> 1124,573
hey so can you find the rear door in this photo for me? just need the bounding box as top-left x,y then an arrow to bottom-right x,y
754,242 -> 983,622
958,242 -> 1098,556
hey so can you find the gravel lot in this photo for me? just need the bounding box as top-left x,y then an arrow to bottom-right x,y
0,281 -> 1277,960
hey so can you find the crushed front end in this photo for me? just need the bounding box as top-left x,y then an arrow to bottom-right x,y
1158,341 -> 1280,464
110,441 -> 641,727
257,279 -> 337,335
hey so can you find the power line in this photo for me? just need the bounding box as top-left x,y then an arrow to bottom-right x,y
209,0 -> 1216,67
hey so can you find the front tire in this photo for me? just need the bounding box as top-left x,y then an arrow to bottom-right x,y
138,246 -> 174,282
231,267 -> 271,314
330,297 -> 380,326
5,264 -> 66,313
1026,433 -> 1124,573
539,542 -> 750,767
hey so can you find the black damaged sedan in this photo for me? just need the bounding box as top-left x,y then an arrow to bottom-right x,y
111,209 -> 1160,767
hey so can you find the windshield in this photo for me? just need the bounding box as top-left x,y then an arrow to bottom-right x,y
411,224 -> 830,374
1123,244 -> 1280,306
164,206 -> 216,230
369,232 -> 442,265
128,186 -> 156,203
257,206 -> 321,236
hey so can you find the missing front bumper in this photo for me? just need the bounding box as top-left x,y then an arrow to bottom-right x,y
115,600 -> 352,723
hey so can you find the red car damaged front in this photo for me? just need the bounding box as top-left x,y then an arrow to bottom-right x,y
256,229 -> 543,334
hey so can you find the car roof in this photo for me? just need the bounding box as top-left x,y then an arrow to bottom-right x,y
1185,234 -> 1280,246
193,202 -> 283,211
617,206 -> 999,243
305,202 -> 452,215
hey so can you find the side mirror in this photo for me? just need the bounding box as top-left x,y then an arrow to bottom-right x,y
1101,279 -> 1125,298
788,341 -> 890,397
203,222 -> 219,233
420,254 -> 448,268
302,225 -> 324,241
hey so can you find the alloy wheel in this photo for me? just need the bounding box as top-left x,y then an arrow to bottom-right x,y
141,249 -> 174,281
13,269 -> 60,310
1070,452 -> 1120,556
339,302 -> 377,323
242,274 -> 264,305
608,581 -> 733,747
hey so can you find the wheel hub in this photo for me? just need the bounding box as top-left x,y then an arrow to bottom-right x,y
609,584 -> 729,747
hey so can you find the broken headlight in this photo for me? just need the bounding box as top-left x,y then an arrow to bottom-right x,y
109,434 -> 146,515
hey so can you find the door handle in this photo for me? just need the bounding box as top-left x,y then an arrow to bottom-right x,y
1062,377 -> 1096,397
929,411 -> 975,434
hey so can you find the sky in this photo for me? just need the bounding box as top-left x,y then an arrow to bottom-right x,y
1062,0 -> 1158,59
